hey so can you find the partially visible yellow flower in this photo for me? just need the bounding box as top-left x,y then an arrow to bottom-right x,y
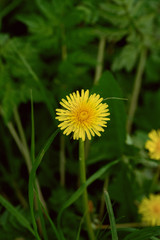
56,89 -> 110,141
138,194 -> 160,226
145,129 -> 160,160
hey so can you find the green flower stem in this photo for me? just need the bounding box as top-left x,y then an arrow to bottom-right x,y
79,139 -> 95,240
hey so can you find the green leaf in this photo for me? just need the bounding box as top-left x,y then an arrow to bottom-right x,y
0,0 -> 22,19
112,44 -> 140,72
151,237 -> 160,240
99,2 -> 125,15
92,27 -> 127,42
89,71 -> 126,160
99,6 -> 129,28
0,195 -> 34,236
17,14 -> 53,36
35,0 -> 55,21
10,40 -> 56,118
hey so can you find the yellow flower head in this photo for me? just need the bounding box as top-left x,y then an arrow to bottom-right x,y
138,194 -> 160,226
56,89 -> 110,141
145,129 -> 160,160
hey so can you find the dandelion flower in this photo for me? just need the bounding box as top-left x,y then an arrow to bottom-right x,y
56,89 -> 110,141
145,129 -> 160,160
138,194 -> 160,226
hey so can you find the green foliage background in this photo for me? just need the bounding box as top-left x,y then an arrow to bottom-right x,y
0,0 -> 160,239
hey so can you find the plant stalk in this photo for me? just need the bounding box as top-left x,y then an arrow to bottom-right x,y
96,222 -> 147,229
7,121 -> 45,236
127,48 -> 147,134
13,108 -> 47,211
94,36 -> 106,85
79,139 -> 95,240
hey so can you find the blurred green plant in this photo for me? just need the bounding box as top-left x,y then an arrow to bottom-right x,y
0,0 -> 160,239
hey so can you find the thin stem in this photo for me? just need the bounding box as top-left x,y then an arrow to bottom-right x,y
79,139 -> 95,240
61,24 -> 67,60
94,36 -> 106,85
13,108 -> 47,211
7,121 -> 47,235
96,222 -> 147,229
127,48 -> 147,133
14,108 -> 32,170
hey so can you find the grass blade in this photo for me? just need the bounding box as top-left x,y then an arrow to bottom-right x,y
76,213 -> 86,240
37,193 -> 48,240
104,190 -> 118,240
29,94 -> 41,240
31,90 -> 35,164
0,195 -> 34,236
28,129 -> 59,240
39,197 -> 62,240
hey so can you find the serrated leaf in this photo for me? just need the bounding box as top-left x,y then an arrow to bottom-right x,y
100,10 -> 129,28
92,27 -> 127,41
69,51 -> 96,66
35,0 -> 55,20
112,44 -> 140,71
17,14 -> 53,36
135,14 -> 155,34
99,2 -> 125,15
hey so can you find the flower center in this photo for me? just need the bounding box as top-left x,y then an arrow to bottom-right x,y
79,111 -> 89,121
